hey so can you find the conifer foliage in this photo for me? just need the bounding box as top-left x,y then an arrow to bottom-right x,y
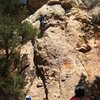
0,0 -> 37,99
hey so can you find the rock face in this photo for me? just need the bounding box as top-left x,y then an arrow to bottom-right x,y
28,0 -> 100,17
81,0 -> 100,9
20,41 -> 35,93
24,1 -> 100,100
28,0 -> 85,12
83,0 -> 100,22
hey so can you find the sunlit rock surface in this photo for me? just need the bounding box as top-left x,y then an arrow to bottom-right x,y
23,0 -> 100,100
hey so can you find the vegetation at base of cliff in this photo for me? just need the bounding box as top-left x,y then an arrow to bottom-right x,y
0,74 -> 24,99
0,0 -> 37,99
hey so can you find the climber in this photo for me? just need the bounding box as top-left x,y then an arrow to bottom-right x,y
26,95 -> 31,100
39,14 -> 48,37
70,86 -> 90,100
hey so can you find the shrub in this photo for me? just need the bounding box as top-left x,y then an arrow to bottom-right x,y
18,21 -> 37,44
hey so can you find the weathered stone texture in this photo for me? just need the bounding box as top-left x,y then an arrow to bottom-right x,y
23,0 -> 100,100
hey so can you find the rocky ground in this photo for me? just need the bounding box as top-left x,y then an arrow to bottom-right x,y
21,0 -> 100,100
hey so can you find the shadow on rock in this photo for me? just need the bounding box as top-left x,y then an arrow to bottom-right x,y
76,74 -> 100,100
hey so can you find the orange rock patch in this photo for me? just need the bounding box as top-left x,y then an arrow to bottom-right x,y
61,60 -> 72,70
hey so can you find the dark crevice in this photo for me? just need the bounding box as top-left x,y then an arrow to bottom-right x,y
78,35 -> 92,53
78,45 -> 92,53
34,50 -> 48,100
19,65 -> 29,74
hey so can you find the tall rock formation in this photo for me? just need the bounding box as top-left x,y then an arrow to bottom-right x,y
23,0 -> 100,100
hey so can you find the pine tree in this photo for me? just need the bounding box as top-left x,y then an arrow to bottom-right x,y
0,0 -> 37,99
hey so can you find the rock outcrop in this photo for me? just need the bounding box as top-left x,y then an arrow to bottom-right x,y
28,0 -> 85,12
20,41 -> 35,93
28,0 -> 100,18
81,0 -> 100,9
24,0 -> 100,100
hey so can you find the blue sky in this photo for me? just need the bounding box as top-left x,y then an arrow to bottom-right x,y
19,0 -> 27,4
